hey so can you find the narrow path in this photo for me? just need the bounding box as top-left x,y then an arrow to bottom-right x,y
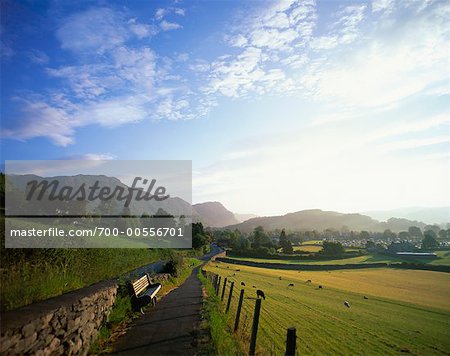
112,266 -> 203,355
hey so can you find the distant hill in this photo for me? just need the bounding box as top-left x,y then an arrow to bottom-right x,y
363,207 -> 450,225
6,174 -> 193,217
193,201 -> 239,228
225,209 -> 427,233
234,213 -> 259,223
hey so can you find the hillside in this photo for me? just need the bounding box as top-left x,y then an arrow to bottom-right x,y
364,207 -> 450,225
193,201 -> 239,228
225,209 -> 426,233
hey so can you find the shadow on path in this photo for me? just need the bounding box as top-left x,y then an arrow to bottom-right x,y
112,266 -> 203,356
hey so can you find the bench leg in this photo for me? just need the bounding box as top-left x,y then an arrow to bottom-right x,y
152,297 -> 156,306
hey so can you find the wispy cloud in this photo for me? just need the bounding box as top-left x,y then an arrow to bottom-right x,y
160,20 -> 182,31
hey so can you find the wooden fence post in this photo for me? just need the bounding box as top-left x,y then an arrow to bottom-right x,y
285,327 -> 296,356
249,298 -> 262,356
216,276 -> 221,295
234,289 -> 245,332
226,281 -> 234,313
221,277 -> 228,301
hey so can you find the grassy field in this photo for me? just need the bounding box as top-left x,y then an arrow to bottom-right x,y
293,245 -> 322,252
205,261 -> 450,355
228,251 -> 450,266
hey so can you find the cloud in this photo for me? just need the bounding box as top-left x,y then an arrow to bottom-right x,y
155,8 -> 167,20
27,50 -> 49,64
160,20 -> 182,31
64,153 -> 116,160
372,0 -> 395,13
56,8 -> 128,54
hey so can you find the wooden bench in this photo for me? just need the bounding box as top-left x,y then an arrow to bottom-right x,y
129,274 -> 162,313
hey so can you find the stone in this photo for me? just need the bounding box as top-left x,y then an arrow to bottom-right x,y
0,333 -> 21,353
22,321 -> 37,338
40,313 -> 53,326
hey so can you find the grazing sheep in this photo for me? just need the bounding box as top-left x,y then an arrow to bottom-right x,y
233,273 -> 236,276
256,289 -> 266,300
318,285 -> 323,289
279,276 -> 282,280
288,283 -> 294,287
252,285 -> 257,288
236,269 -> 241,272
344,301 -> 351,308
363,296 -> 369,300
241,282 -> 246,286
227,266 -> 229,269
306,279 -> 312,283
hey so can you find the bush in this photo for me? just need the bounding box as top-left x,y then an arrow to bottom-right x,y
164,254 -> 185,277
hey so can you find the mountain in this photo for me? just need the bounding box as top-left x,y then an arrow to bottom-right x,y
6,174 -> 193,217
224,209 -> 427,233
234,213 -> 259,223
363,207 -> 450,225
193,201 -> 239,228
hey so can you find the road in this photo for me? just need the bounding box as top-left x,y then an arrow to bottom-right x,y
112,245 -> 222,355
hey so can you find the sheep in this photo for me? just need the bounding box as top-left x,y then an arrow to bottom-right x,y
252,285 -> 257,288
306,279 -> 312,283
318,285 -> 323,289
279,276 -> 282,280
256,289 -> 266,300
344,301 -> 350,308
241,282 -> 246,286
236,269 -> 241,272
363,296 -> 369,300
288,283 -> 294,287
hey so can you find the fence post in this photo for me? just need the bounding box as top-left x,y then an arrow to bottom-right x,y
249,298 -> 262,356
221,277 -> 228,301
226,281 -> 234,313
285,327 -> 296,356
216,276 -> 221,296
234,289 -> 245,332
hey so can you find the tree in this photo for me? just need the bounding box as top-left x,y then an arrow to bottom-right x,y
365,240 -> 376,250
192,222 -> 211,250
252,226 -> 266,249
383,229 -> 396,240
321,241 -> 344,256
360,231 -> 370,240
438,229 -> 448,240
398,231 -> 410,240
422,230 -> 439,250
424,225 -> 440,235
408,226 -> 422,238
279,229 -> 293,254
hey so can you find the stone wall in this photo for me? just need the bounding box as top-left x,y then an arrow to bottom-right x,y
0,279 -> 118,355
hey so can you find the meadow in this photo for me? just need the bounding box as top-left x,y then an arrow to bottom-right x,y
228,250 -> 450,266
204,261 -> 450,355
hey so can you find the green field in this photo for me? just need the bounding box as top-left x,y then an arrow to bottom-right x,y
205,262 -> 450,355
228,250 -> 450,266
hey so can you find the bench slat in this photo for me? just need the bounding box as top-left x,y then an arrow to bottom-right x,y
132,275 -> 150,296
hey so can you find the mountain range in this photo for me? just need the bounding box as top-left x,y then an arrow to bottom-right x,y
5,174 -> 448,232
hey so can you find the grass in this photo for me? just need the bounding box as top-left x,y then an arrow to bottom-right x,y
90,257 -> 203,354
228,251 -> 450,266
0,248 -> 199,311
197,269 -> 244,356
205,262 -> 450,355
293,245 -> 322,253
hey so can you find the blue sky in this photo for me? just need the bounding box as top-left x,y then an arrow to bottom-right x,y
1,0 -> 449,215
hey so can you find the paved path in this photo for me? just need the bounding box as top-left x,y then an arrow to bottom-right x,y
112,266 -> 204,355
112,245 -> 223,355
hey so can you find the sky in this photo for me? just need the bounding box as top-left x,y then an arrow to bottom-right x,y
1,0 -> 449,216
